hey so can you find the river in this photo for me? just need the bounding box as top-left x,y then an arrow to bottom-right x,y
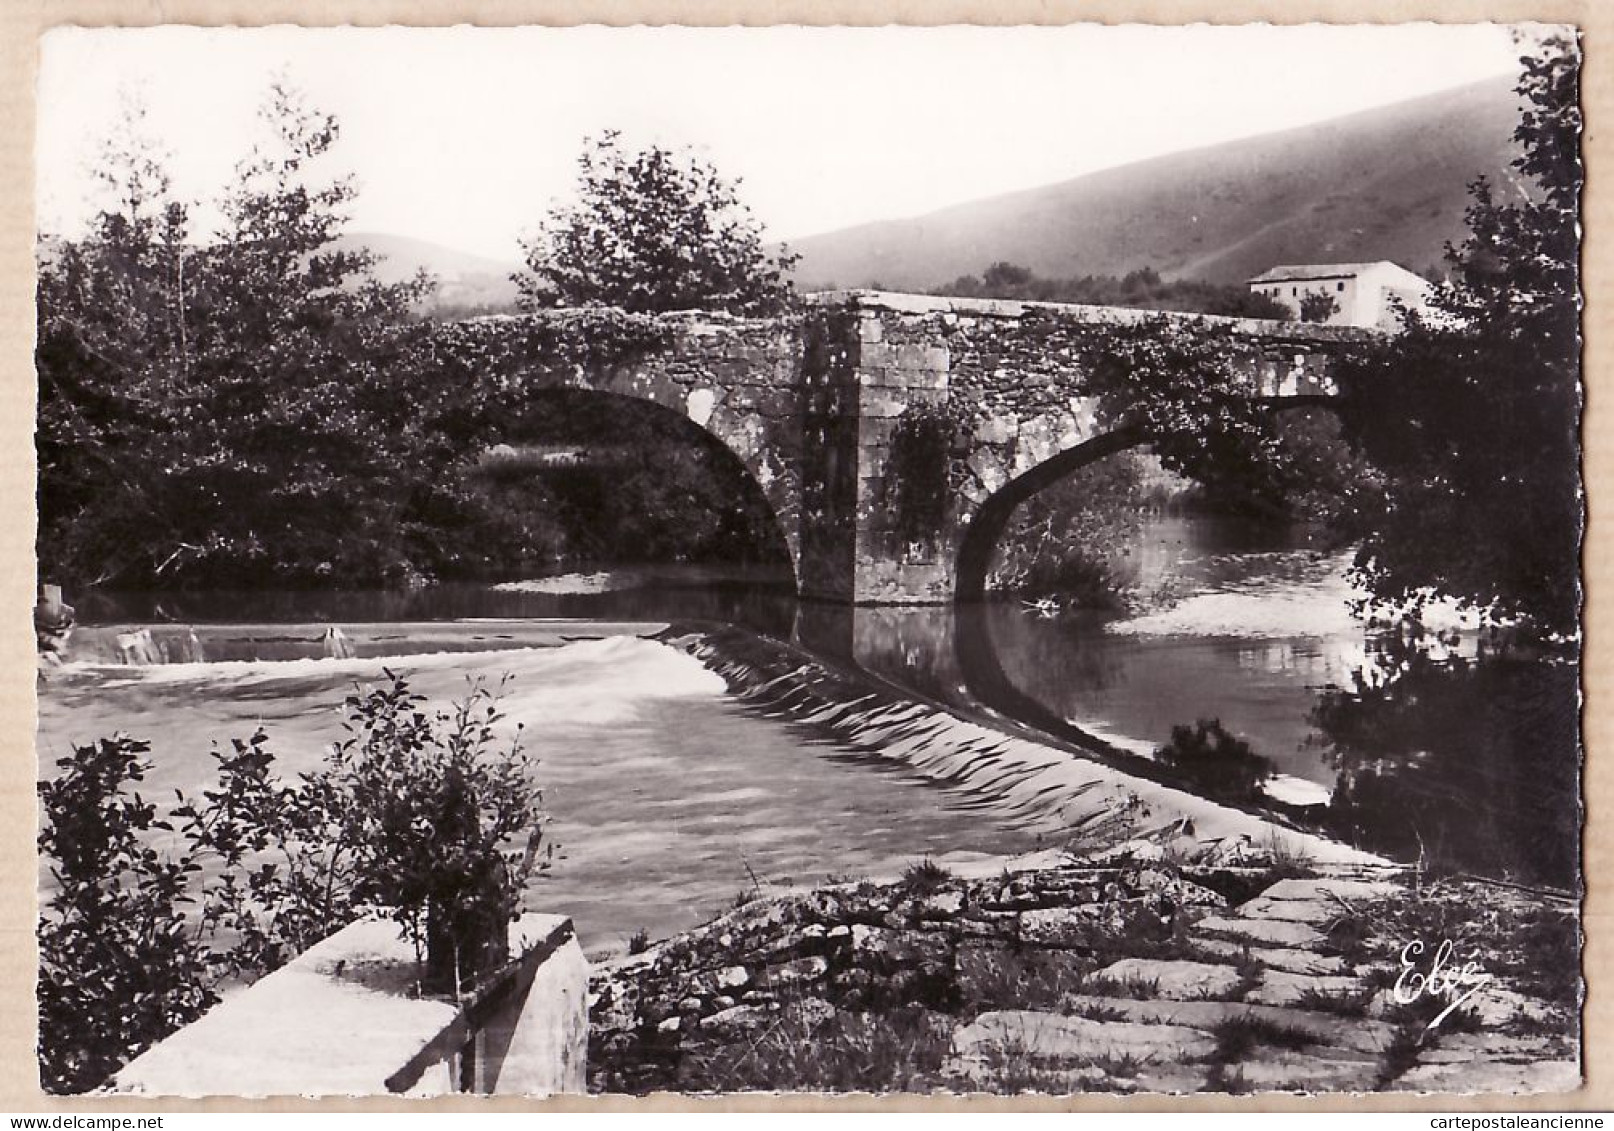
37,513 -> 1582,953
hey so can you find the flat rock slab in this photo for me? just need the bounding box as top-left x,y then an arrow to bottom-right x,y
1391,1058 -> 1581,1094
1246,970 -> 1363,1009
1194,938 -> 1349,976
1131,1066 -> 1218,1095
1259,878 -> 1401,903
1362,984 -> 1559,1029
1420,1033 -> 1573,1065
1237,898 -> 1342,924
1093,958 -> 1243,1000
1058,994 -> 1395,1055
1233,1051 -> 1380,1092
1196,915 -> 1325,949
953,1011 -> 1218,1064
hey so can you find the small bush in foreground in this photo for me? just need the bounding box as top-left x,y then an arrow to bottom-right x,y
37,674 -> 547,1093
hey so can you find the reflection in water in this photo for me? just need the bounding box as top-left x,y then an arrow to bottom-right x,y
70,562 -> 801,640
1311,644 -> 1581,889
802,519 -> 1377,787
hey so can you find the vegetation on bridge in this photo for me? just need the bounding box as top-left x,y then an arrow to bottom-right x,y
972,310 -> 1374,609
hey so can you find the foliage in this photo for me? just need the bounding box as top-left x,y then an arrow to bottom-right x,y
1155,719 -> 1273,803
37,676 -> 548,1092
171,730 -> 360,980
677,1004 -> 951,1094
37,83 -> 433,590
37,736 -> 218,1094
936,261 -> 1289,320
1079,318 -> 1370,527
1297,290 -> 1341,323
899,858 -> 953,896
886,403 -> 957,549
517,131 -> 797,315
37,92 -> 792,592
1331,37 -> 1582,640
321,675 -> 548,990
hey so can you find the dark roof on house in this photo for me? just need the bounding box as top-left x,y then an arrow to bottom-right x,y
1247,262 -> 1397,284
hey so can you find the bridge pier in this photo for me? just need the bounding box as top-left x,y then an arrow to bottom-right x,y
796,307 -> 959,604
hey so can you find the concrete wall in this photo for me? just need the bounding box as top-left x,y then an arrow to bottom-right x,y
111,913 -> 587,1098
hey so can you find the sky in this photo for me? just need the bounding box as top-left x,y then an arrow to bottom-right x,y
34,23 -> 1535,263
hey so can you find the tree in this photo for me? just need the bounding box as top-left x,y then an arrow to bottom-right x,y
37,81 -> 441,590
154,80 -> 434,587
1298,290 -> 1339,323
35,93 -> 194,586
1332,36 -> 1581,640
517,131 -> 797,315
933,261 -> 1289,319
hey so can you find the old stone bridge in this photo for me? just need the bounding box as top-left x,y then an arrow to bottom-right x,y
443,292 -> 1371,605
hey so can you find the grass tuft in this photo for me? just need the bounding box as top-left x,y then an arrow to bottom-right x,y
901,858 -> 953,896
680,1003 -> 950,1094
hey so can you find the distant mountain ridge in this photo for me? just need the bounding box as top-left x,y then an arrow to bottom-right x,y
334,232 -> 522,313
787,76 -> 1528,290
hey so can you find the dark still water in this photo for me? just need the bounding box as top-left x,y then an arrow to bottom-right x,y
57,515 -> 1581,891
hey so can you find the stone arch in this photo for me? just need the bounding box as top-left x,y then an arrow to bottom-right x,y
489,379 -> 802,588
953,394 -> 1338,603
953,426 -> 1146,603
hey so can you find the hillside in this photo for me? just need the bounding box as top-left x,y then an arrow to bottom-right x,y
789,77 -> 1527,290
334,231 -> 522,313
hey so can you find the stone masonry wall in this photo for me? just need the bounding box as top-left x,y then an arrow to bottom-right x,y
821,293 -> 1368,603
588,844 -> 1580,1096
441,296 -> 1371,604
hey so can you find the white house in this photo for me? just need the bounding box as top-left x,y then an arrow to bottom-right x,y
1247,262 -> 1433,330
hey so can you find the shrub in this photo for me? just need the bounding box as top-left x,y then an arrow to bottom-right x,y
36,674 -> 548,1093
317,675 -> 548,993
900,858 -> 953,896
37,736 -> 218,1094
1155,719 -> 1273,803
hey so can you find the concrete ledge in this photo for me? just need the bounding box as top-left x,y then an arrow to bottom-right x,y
112,913 -> 586,1098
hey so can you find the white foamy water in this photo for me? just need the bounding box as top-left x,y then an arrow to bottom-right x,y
37,635 -> 1056,949
493,572 -> 629,595
69,636 -> 723,725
